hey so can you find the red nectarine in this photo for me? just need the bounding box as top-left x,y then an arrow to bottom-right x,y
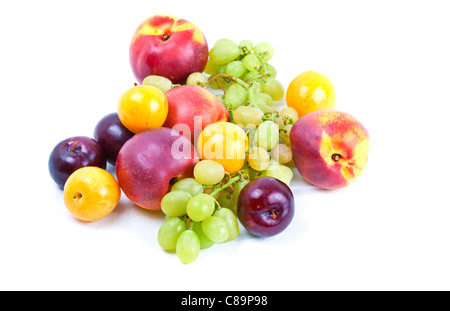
290,109 -> 369,189
116,128 -> 199,210
163,85 -> 230,143
129,15 -> 208,84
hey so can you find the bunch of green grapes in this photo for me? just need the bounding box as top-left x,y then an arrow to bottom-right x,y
239,105 -> 298,186
156,39 -> 300,264
157,160 -> 244,264
191,39 -> 284,112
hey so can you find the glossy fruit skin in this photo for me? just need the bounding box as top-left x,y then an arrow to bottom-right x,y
116,127 -> 199,210
94,113 -> 134,166
49,136 -> 106,189
237,177 -> 295,237
117,85 -> 168,134
286,71 -> 336,118
290,109 -> 369,189
163,85 -> 230,142
129,15 -> 209,84
63,167 -> 121,222
197,122 -> 248,174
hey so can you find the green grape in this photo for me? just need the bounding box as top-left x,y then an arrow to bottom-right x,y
161,190 -> 192,217
202,216 -> 229,243
239,40 -> 253,54
171,178 -> 203,197
254,93 -> 273,106
248,147 -> 271,171
248,167 -> 261,181
253,94 -> 276,114
280,124 -> 293,146
157,217 -> 186,251
242,71 -> 263,83
270,143 -> 293,164
247,127 -> 258,149
243,54 -> 261,72
204,58 -> 219,75
262,78 -> 285,101
229,180 -> 250,215
262,161 -> 294,186
141,75 -> 173,93
209,77 -> 232,90
263,63 -> 277,78
256,121 -> 280,151
194,160 -> 225,186
186,193 -> 216,222
280,107 -> 299,125
254,42 -> 274,61
214,208 -> 239,242
209,63 -> 232,90
224,83 -> 247,109
255,104 -> 276,114
215,63 -> 227,74
225,60 -> 247,78
233,106 -> 264,128
209,39 -> 241,65
186,72 -> 207,86
273,113 -> 284,127
176,230 -> 200,264
250,81 -> 263,94
217,189 -> 233,209
192,221 -> 214,250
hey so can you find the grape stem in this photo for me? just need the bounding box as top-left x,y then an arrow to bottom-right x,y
183,215 -> 194,230
247,88 -> 257,108
253,54 -> 268,80
205,73 -> 250,89
262,112 -> 279,122
210,175 -> 242,197
205,73 -> 260,109
243,71 -> 267,83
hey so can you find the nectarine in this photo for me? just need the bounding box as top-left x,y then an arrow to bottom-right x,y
163,85 -> 230,143
290,109 -> 369,189
129,15 -> 208,84
116,128 -> 198,210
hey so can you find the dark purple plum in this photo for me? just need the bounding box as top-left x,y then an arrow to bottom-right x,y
49,136 -> 107,188
94,113 -> 134,166
237,177 -> 294,237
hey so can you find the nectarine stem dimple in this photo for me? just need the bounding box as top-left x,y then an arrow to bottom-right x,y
162,34 -> 170,41
331,153 -> 342,162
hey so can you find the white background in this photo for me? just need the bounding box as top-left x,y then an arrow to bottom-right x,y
1,0 -> 449,291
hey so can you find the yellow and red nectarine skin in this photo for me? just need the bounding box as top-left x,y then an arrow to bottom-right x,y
116,127 -> 199,210
290,110 -> 369,189
130,15 -> 209,84
163,85 -> 230,143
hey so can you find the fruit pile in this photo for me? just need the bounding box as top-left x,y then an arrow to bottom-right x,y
49,14 -> 370,264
